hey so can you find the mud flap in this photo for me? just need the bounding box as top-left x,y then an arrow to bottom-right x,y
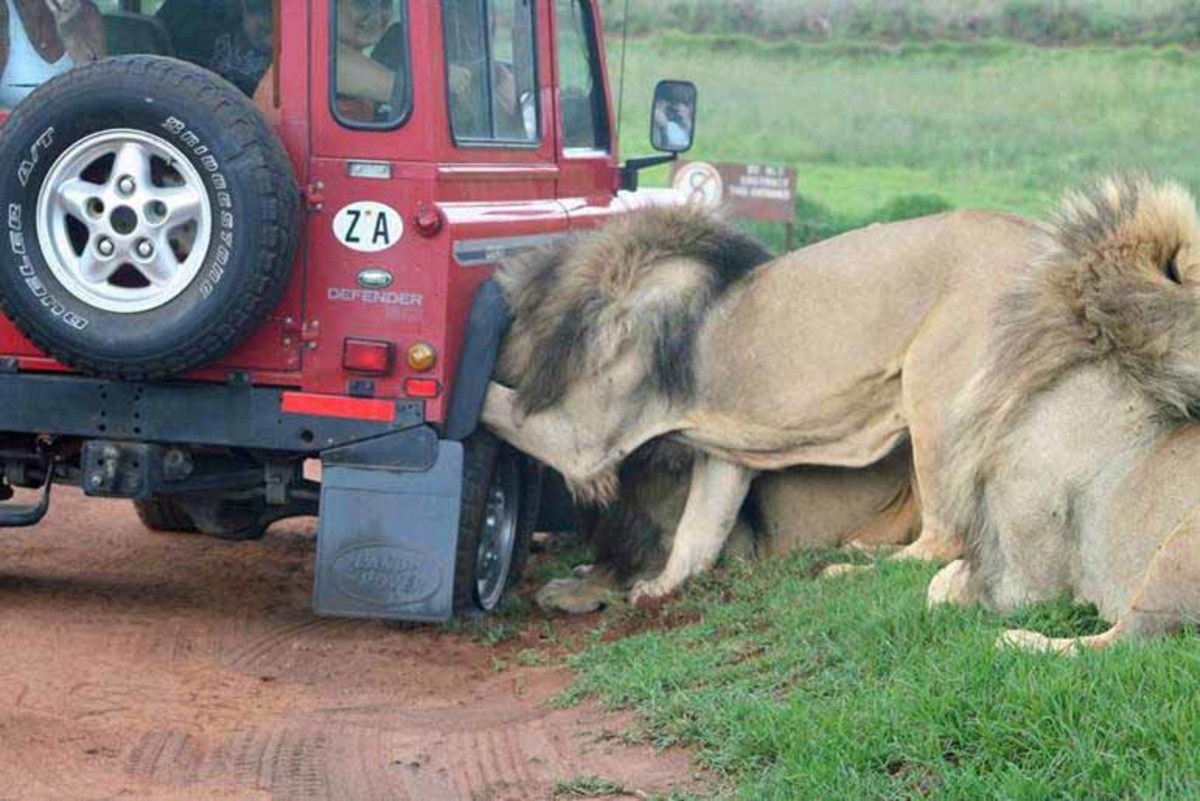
313,432 -> 463,622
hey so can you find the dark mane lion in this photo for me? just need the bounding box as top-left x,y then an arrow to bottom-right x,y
494,204 -> 772,415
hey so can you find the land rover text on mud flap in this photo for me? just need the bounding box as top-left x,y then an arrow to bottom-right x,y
0,0 -> 695,621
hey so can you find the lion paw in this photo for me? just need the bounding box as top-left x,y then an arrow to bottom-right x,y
535,576 -> 614,615
844,540 -> 900,558
926,559 -> 972,608
629,577 -> 675,607
820,562 -> 873,579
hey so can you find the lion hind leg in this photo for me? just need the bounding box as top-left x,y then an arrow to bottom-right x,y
892,520 -> 964,563
1002,504 -> 1200,653
847,476 -> 923,550
822,479 -> 923,576
629,454 -> 755,604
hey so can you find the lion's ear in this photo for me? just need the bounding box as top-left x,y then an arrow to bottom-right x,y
1170,242 -> 1200,285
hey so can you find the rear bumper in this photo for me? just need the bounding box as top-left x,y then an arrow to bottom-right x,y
0,372 -> 424,453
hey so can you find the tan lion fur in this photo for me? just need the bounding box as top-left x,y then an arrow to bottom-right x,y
486,203 -> 1042,602
931,176 -> 1200,649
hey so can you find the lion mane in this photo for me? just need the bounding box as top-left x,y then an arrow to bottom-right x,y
494,204 -> 773,416
944,175 -> 1200,580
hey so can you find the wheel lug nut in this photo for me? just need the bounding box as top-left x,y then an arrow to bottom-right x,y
117,176 -> 135,195
97,237 -> 115,257
136,239 -> 154,258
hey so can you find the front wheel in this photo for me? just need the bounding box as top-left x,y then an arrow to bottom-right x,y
454,433 -> 540,615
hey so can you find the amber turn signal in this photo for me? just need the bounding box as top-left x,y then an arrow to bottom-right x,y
406,341 -> 437,371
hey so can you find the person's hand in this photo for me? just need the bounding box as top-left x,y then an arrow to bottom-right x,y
43,0 -> 83,22
44,0 -> 102,62
653,102 -> 670,128
494,62 -> 516,116
449,64 -> 472,97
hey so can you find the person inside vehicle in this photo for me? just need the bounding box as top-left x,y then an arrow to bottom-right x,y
209,0 -> 272,97
335,0 -> 392,103
0,0 -> 104,108
652,83 -> 694,150
441,0 -> 532,140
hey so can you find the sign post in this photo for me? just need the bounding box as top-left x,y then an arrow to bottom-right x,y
671,161 -> 798,250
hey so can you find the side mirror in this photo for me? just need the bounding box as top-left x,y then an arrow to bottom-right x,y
650,79 -> 697,154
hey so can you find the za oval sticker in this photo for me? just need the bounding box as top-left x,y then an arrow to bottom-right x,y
332,201 -> 403,253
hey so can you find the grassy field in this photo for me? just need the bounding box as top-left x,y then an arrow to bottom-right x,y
609,36 -> 1200,248
561,554 -> 1200,798
599,0 -> 1200,48
528,35 -> 1200,799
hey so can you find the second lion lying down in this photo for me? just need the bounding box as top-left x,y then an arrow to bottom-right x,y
537,442 -> 919,614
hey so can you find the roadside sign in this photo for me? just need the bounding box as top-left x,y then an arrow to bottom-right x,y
671,161 -> 796,222
672,161 -> 725,208
671,160 -> 798,248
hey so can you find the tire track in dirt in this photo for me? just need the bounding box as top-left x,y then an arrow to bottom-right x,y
0,487 -> 707,799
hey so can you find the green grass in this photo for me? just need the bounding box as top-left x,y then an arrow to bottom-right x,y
599,0 -> 1200,48
565,554 -> 1200,798
553,775 -> 627,797
552,34 -> 1200,798
612,37 -> 1200,248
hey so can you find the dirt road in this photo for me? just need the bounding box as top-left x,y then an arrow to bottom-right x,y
0,487 -> 700,799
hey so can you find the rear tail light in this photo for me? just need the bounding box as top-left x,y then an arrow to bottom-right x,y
343,338 -> 393,375
404,378 -> 441,398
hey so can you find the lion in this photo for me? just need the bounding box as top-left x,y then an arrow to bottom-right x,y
537,441 -> 920,614
483,203 -> 1039,602
926,176 -> 1200,651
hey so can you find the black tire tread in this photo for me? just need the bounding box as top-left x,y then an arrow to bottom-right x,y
0,55 -> 300,379
133,494 -> 198,533
453,432 -> 540,614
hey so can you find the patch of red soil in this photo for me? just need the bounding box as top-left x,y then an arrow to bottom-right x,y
0,488 -> 709,799
599,602 -> 704,643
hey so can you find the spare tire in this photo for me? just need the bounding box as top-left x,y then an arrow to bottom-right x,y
0,56 -> 299,379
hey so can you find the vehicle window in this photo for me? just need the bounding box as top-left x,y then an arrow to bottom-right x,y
331,0 -> 411,128
0,0 -> 274,111
555,0 -> 607,151
443,0 -> 539,146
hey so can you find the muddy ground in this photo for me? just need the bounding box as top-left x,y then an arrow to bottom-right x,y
0,487 -> 704,799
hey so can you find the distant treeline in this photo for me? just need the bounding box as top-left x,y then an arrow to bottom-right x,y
598,0 -> 1200,47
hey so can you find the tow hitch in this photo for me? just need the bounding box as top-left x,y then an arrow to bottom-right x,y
0,459 -> 52,527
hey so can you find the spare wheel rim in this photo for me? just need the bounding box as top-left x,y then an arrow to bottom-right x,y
35,128 -> 214,314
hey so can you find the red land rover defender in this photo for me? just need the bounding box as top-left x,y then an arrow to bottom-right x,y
0,0 -> 695,620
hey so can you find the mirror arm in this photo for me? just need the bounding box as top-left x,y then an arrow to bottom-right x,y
620,153 -> 679,191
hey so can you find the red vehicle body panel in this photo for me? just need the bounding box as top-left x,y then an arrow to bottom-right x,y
0,0 -> 636,427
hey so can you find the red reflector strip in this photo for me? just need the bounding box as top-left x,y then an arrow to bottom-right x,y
404,378 -> 441,398
281,392 -> 395,423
